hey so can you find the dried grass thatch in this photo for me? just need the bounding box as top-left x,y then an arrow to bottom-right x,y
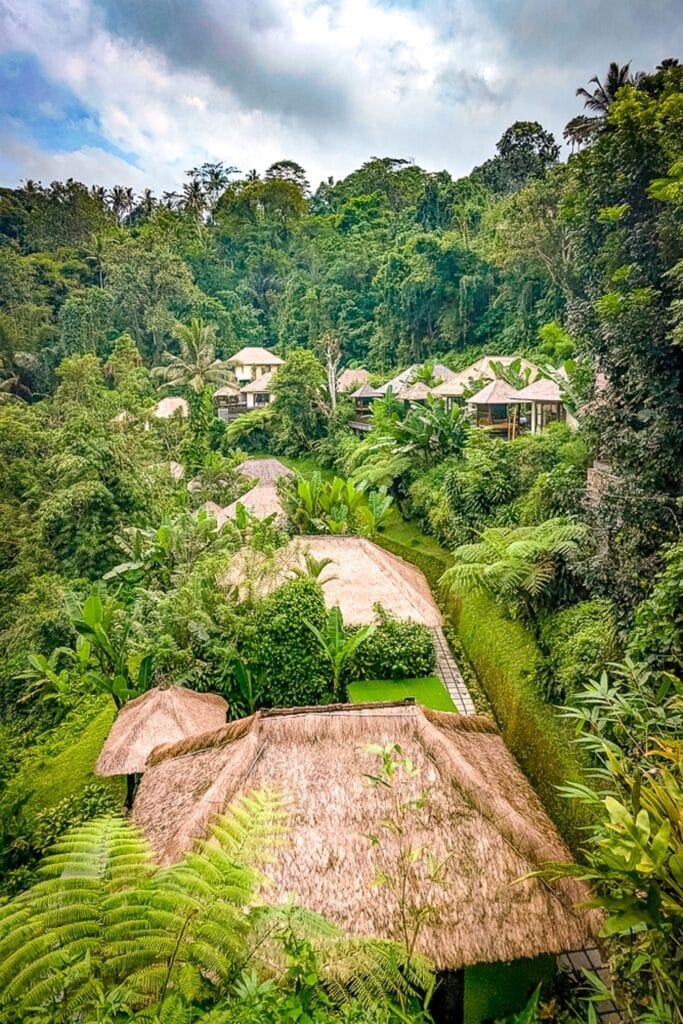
96,685 -> 228,777
396,381 -> 433,402
224,483 -> 286,523
221,535 -> 442,625
466,379 -> 519,405
154,396 -> 189,418
226,346 -> 284,367
509,378 -> 563,404
337,368 -> 370,393
238,458 -> 294,484
134,701 -> 600,968
241,371 -> 276,394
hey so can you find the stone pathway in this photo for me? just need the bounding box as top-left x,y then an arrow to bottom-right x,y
432,626 -> 475,715
558,947 -> 624,1023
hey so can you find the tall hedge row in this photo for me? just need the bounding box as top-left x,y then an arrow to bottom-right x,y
446,588 -> 593,850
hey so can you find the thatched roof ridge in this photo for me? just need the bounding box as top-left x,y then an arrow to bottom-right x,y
96,685 -> 228,776
134,701 -> 599,968
510,378 -> 563,403
466,379 -> 519,405
338,368 -> 370,392
147,701 -> 498,766
397,381 -> 433,401
224,483 -> 286,523
351,382 -> 383,399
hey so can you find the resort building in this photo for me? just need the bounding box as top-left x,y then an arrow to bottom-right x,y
225,346 -> 284,385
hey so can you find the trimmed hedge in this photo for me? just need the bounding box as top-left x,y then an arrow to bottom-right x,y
249,577 -> 330,707
446,588 -> 593,850
347,612 -> 436,680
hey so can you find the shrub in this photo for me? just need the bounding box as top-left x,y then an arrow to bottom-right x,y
347,607 -> 435,680
248,577 -> 330,706
537,599 -> 620,701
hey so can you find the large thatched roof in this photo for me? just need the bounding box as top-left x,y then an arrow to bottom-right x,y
238,458 -> 294,484
466,379 -> 519,405
96,685 -> 228,777
134,701 -> 599,969
222,535 -> 442,626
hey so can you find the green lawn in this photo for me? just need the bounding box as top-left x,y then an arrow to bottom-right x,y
378,508 -> 451,562
348,676 -> 456,712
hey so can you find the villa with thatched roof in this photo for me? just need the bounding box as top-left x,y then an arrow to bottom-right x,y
134,700 -> 600,1016
222,535 -> 442,625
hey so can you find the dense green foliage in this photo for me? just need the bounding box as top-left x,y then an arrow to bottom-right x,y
0,58 -> 681,1024
347,609 -> 436,681
0,792 -> 432,1023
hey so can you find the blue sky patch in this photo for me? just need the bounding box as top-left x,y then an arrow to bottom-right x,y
0,51 -> 137,164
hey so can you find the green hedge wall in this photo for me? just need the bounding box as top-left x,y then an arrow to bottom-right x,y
446,588 -> 593,850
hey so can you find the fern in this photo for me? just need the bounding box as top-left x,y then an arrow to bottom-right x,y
0,790 -> 433,1021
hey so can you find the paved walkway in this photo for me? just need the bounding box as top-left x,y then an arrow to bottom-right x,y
432,626 -> 475,715
558,947 -> 624,1023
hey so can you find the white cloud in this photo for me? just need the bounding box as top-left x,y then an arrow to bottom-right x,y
1,0 -> 680,192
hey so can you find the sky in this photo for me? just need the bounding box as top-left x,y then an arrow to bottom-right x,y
0,0 -> 681,194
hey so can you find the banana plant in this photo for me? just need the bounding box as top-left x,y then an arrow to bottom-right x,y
64,589 -> 153,708
304,606 -> 374,699
361,487 -> 395,537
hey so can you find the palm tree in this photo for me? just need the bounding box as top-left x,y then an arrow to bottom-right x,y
108,184 -> 128,224
305,605 -> 375,698
441,518 -> 588,628
576,61 -> 645,114
140,187 -> 156,217
154,318 -> 234,394
182,177 -> 206,219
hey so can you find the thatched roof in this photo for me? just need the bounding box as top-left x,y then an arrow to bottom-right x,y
134,701 -> 600,968
154,396 -> 189,418
466,379 -> 518,405
222,536 -> 442,626
510,378 -> 563,403
201,500 -> 231,528
337,368 -> 370,393
378,362 -> 456,395
241,371 -> 276,394
397,381 -> 433,402
214,383 -> 241,398
432,356 -> 540,399
96,685 -> 228,777
168,460 -> 185,481
238,458 -> 294,484
226,346 -> 284,367
224,483 -> 286,523
351,382 -> 383,399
